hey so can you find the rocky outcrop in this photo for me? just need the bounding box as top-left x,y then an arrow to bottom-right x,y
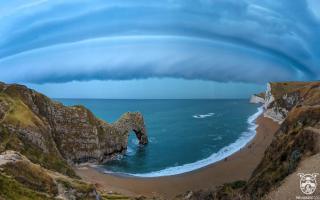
263,82 -> 302,123
243,105 -> 320,199
0,82 -> 150,200
179,81 -> 320,200
250,93 -> 265,104
240,82 -> 320,199
0,82 -> 148,170
251,82 -> 320,123
0,150 -> 99,200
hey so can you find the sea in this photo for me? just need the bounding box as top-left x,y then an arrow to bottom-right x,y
57,99 -> 262,177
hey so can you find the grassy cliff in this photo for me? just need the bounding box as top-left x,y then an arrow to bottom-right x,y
0,82 -> 149,200
178,81 -> 320,200
0,151 -> 98,200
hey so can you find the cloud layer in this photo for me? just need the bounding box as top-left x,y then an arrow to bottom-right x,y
0,0 -> 319,84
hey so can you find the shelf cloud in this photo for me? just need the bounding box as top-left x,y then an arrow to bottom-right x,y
0,0 -> 319,84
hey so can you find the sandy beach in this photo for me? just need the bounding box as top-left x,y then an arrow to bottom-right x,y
75,115 -> 279,199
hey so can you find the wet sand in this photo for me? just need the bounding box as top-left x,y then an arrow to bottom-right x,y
75,116 -> 279,199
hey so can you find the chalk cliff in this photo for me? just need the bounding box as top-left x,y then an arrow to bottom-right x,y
2,81 -> 320,200
249,92 -> 265,104
244,81 -> 320,199
263,82 -> 320,123
178,81 -> 320,200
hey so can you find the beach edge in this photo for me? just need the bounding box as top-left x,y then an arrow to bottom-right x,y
75,112 -> 279,198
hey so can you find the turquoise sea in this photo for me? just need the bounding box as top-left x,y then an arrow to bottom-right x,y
58,99 -> 262,177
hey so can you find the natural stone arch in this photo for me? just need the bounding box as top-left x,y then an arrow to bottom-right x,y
133,128 -> 148,145
0,82 -> 148,164
113,112 -> 148,146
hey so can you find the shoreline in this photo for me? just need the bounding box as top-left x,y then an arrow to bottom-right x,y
75,115 -> 279,198
124,106 -> 264,177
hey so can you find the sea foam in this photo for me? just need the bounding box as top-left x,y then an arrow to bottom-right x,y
193,112 -> 215,119
116,106 -> 264,177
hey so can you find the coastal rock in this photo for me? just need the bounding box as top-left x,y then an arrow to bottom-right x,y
237,82 -> 320,199
258,82 -> 320,123
245,82 -> 320,198
0,150 -> 23,165
243,105 -> 320,199
0,82 -> 148,168
250,93 -> 265,104
176,81 -> 320,200
0,150 -> 99,200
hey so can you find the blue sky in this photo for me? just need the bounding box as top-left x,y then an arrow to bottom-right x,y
0,0 -> 319,98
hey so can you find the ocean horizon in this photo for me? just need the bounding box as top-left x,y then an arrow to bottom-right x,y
57,98 -> 261,177
1,0 -> 319,198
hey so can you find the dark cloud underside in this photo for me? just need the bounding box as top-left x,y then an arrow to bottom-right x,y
0,0 -> 319,84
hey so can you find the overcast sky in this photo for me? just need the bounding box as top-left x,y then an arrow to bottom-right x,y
0,0 -> 319,98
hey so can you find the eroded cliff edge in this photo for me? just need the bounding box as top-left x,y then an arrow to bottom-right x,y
179,81 -> 320,200
0,82 -> 149,199
0,150 -> 100,199
0,82 -> 148,173
244,81 -> 320,199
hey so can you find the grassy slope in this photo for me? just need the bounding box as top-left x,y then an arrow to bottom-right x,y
0,83 -> 135,200
0,92 -> 76,177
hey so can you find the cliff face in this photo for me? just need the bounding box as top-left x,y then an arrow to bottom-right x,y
178,81 -> 320,200
235,81 -> 320,199
0,82 -> 149,200
244,106 -> 320,199
0,82 -> 148,175
243,82 -> 320,199
250,92 -> 265,104
263,82 -> 320,123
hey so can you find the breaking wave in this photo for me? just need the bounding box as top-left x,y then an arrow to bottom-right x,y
193,112 -> 215,119
110,106 -> 264,177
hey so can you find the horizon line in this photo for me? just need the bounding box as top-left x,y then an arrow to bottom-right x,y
53,97 -> 250,100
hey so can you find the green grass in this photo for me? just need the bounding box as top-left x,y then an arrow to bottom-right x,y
56,177 -> 99,200
3,161 -> 58,195
0,173 -> 53,200
0,93 -> 43,127
57,177 -> 95,193
0,125 -> 77,177
101,193 -> 131,200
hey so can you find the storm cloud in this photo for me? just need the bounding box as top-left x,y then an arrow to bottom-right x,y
0,0 -> 319,84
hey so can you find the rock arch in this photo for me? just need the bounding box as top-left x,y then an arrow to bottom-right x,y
113,112 -> 148,145
0,82 -> 148,164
